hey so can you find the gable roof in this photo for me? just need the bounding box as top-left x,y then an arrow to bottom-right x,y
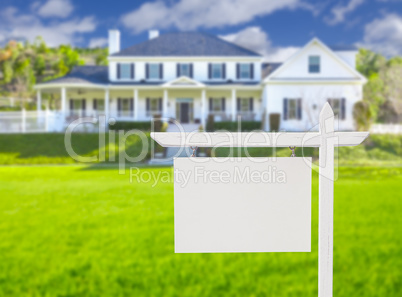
111,32 -> 261,57
162,76 -> 205,88
263,37 -> 367,83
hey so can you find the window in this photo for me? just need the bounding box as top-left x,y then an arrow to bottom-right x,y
146,98 -> 162,116
149,98 -> 160,111
72,100 -> 82,110
212,64 -> 223,79
288,99 -> 297,119
93,99 -> 104,111
179,63 -> 190,77
118,98 -> 133,117
69,99 -> 85,116
96,100 -> 104,111
209,98 -> 224,112
283,98 -> 302,120
148,63 -> 160,79
120,63 -> 131,79
236,98 -> 253,113
328,98 -> 346,119
240,64 -> 251,79
309,56 -> 320,73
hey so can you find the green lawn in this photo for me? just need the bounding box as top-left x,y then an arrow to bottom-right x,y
0,165 -> 401,296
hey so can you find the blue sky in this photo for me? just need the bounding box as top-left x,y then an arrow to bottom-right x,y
0,0 -> 401,61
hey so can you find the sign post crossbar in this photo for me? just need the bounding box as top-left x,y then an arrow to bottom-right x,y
151,103 -> 369,297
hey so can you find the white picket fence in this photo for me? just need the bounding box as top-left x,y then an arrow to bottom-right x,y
370,124 -> 402,134
0,110 -> 64,133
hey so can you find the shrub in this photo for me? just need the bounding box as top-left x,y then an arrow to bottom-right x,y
213,121 -> 262,132
269,113 -> 280,131
109,121 -> 152,131
206,114 -> 215,132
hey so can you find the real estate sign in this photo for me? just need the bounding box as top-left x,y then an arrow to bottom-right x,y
174,157 -> 312,253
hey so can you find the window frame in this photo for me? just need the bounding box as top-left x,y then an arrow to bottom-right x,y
238,98 -> 252,112
211,98 -> 224,112
287,99 -> 298,120
239,63 -> 251,79
148,63 -> 160,80
149,98 -> 161,112
211,63 -> 223,79
308,56 -> 320,73
179,63 -> 191,77
94,99 -> 104,111
120,63 -> 132,80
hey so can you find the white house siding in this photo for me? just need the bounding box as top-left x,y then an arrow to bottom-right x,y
265,83 -> 362,131
275,43 -> 357,79
335,51 -> 356,68
108,60 -> 261,83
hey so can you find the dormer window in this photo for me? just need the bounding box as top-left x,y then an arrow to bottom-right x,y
208,63 -> 226,79
309,56 -> 320,73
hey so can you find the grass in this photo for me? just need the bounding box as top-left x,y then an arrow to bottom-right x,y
0,133 -> 401,166
0,133 -> 153,165
0,165 -> 401,296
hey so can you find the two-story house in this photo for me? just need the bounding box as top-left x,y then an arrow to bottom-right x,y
35,30 -> 366,131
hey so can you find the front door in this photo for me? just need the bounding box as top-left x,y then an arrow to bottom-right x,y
180,103 -> 190,123
176,98 -> 193,123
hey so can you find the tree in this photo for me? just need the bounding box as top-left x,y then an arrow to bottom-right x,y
95,51 -> 108,66
381,63 -> 402,118
356,48 -> 386,77
34,55 -> 46,76
353,101 -> 372,131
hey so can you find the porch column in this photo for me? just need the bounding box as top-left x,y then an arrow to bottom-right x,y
105,89 -> 110,120
231,88 -> 236,121
61,87 -> 66,119
163,89 -> 168,119
134,89 -> 138,121
201,89 -> 206,129
37,90 -> 42,114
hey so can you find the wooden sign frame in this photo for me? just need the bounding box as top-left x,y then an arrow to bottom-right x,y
151,103 -> 369,297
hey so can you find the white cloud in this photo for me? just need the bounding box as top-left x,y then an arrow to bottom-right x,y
36,0 -> 74,18
360,13 -> 402,56
120,0 -> 306,34
325,0 -> 364,25
89,37 -> 108,48
0,6 -> 96,47
220,26 -> 299,62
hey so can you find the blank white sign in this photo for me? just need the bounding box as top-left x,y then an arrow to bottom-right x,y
174,157 -> 311,253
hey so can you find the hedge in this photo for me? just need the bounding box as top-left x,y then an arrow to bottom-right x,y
211,121 -> 262,132
108,121 -> 152,131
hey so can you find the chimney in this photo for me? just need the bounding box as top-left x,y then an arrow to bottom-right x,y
108,30 -> 120,55
149,30 -> 159,40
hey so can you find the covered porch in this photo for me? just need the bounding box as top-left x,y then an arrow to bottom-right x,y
35,80 -> 263,131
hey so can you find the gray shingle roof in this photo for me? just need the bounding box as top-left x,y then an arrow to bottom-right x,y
262,63 -> 282,78
42,66 -> 109,85
112,32 -> 261,57
329,45 -> 358,51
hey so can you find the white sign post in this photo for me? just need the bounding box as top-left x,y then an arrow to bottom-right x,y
151,103 -> 369,297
